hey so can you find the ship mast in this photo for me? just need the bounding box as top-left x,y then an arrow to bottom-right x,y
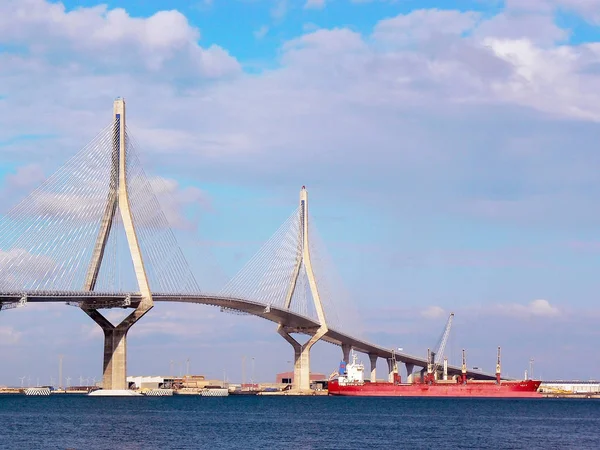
426,348 -> 433,383
461,349 -> 467,384
496,346 -> 501,384
390,349 -> 400,384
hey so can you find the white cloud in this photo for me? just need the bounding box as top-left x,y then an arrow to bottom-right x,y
475,11 -> 569,45
254,25 -> 269,40
0,249 -> 57,290
80,322 -> 103,341
373,9 -> 480,45
421,306 -> 446,319
506,0 -> 600,23
271,0 -> 288,20
305,0 -> 326,9
302,22 -> 319,33
493,299 -> 560,318
2,164 -> 46,192
148,176 -> 212,230
2,2 -> 600,233
0,326 -> 22,345
529,299 -> 560,316
283,28 -> 367,54
0,0 -> 240,77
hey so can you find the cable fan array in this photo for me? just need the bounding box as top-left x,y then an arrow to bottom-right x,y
0,122 -> 117,293
219,204 -> 352,331
307,216 -> 362,335
219,207 -> 305,314
0,121 -> 200,296
123,131 -> 200,295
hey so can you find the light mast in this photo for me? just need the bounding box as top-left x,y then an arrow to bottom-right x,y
496,346 -> 502,384
461,349 -> 467,384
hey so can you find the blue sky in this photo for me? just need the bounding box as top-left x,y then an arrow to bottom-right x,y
2,0 -> 600,385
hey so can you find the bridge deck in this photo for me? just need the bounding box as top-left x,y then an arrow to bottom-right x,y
0,291 -> 499,380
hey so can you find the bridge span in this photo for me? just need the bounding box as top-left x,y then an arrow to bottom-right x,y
0,291 -> 498,382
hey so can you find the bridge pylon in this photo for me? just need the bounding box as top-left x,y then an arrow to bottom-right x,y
82,98 -> 153,391
277,186 -> 328,392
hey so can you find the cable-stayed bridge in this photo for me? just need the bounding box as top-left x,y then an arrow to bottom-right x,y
0,99 -> 495,392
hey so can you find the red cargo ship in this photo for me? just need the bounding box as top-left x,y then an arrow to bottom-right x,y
328,349 -> 542,398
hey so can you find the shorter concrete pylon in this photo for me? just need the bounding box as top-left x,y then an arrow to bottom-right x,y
277,187 -> 328,392
277,326 -> 327,392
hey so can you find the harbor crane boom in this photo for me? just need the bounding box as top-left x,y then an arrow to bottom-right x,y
427,312 -> 454,381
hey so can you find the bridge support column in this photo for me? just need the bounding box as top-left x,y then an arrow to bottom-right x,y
405,363 -> 415,383
342,344 -> 352,364
420,367 -> 426,382
278,326 -> 327,392
84,305 -> 151,390
369,354 -> 377,382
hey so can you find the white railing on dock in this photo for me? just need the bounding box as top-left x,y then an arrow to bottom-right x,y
25,387 -> 51,396
145,389 -> 174,396
200,388 -> 229,397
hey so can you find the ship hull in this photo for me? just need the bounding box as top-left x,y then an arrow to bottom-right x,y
328,380 -> 542,398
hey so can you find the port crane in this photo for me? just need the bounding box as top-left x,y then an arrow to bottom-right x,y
427,312 -> 454,382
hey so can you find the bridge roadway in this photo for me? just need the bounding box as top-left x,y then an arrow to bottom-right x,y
0,291 -> 499,381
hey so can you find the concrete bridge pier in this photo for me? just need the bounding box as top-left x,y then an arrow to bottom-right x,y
84,305 -> 152,390
278,326 -> 327,392
369,354 -> 377,381
405,363 -> 415,383
342,344 -> 352,363
420,367 -> 426,382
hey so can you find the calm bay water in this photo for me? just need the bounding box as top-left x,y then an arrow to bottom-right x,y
1,395 -> 599,449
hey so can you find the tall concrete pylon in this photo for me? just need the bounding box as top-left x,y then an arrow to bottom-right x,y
277,186 -> 328,392
82,98 -> 153,391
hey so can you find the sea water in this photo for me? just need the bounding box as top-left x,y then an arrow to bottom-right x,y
1,395 -> 599,449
